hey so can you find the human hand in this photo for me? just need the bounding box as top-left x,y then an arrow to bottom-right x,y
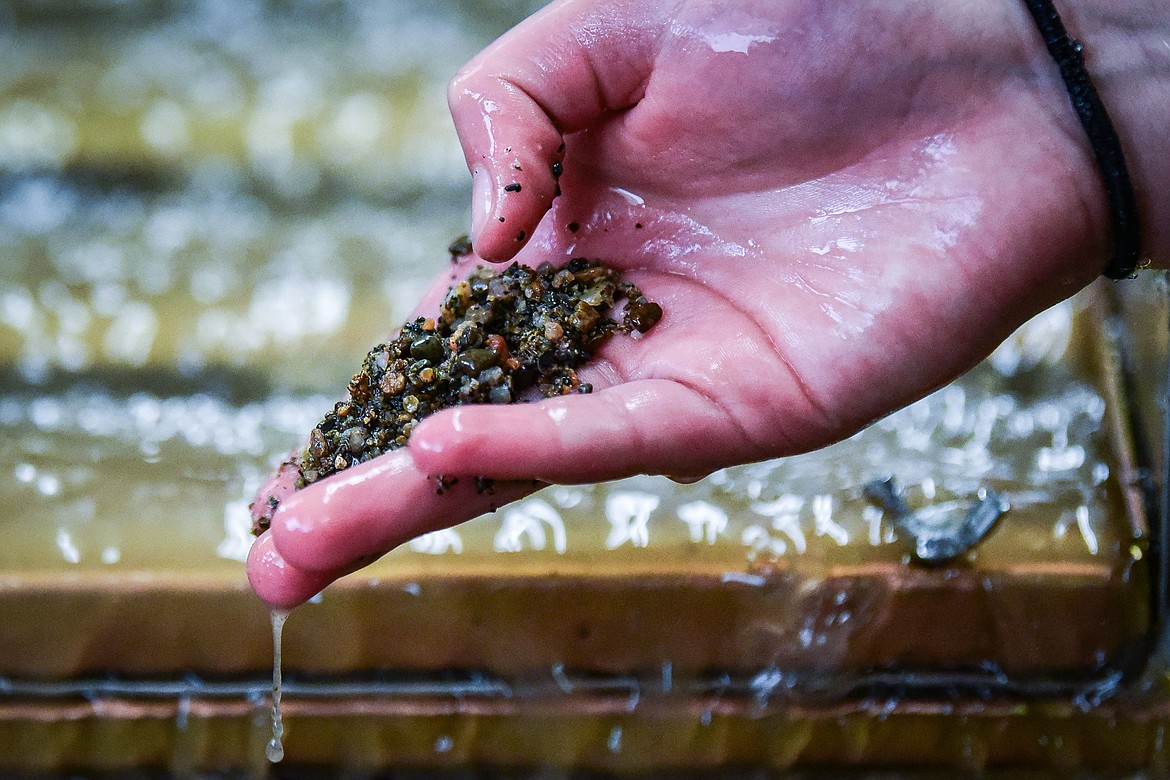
248,0 -> 1169,608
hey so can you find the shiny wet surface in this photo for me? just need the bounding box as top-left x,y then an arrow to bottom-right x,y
0,0 -> 1141,672
0,0 -> 1158,774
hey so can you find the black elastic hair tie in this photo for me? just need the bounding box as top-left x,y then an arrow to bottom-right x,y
1021,0 -> 1142,279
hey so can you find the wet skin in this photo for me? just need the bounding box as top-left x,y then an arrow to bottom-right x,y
248,0 -> 1170,608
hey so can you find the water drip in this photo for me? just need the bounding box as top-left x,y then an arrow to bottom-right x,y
266,608 -> 290,763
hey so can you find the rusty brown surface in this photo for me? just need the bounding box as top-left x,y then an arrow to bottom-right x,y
4,693 -> 1170,773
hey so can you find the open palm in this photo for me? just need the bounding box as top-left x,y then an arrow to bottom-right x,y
248,0 -> 1111,607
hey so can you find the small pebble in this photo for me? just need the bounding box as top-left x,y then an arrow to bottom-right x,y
277,253 -> 662,497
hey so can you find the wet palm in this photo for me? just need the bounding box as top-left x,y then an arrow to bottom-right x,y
247,0 -> 1112,607
414,0 -> 1107,481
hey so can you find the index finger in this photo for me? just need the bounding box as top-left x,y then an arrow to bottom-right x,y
449,0 -> 663,260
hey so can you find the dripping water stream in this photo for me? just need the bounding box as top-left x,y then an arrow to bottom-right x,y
266,608 -> 290,763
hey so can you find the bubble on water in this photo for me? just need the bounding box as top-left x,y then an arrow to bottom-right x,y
36,473 -> 60,496
0,177 -> 76,235
0,100 -> 76,170
607,726 -> 622,754
1037,445 -> 1085,473
320,92 -> 386,164
188,264 -> 237,305
140,100 -> 191,155
0,288 -> 37,333
30,398 -> 64,430
103,302 -> 158,366
55,529 -> 80,564
246,276 -> 350,344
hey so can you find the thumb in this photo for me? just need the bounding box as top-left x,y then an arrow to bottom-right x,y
448,0 -> 662,260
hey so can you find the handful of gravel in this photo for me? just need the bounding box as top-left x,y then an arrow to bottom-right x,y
295,258 -> 660,490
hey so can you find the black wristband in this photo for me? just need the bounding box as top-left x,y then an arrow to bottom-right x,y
1021,0 -> 1142,279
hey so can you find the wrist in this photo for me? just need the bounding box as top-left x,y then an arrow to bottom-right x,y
1032,0 -> 1170,267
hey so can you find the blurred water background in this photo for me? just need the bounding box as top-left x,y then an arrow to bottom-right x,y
0,0 -> 1125,576
0,0 -> 544,571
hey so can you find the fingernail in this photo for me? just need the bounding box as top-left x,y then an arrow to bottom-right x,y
471,166 -> 493,240
247,532 -> 324,609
